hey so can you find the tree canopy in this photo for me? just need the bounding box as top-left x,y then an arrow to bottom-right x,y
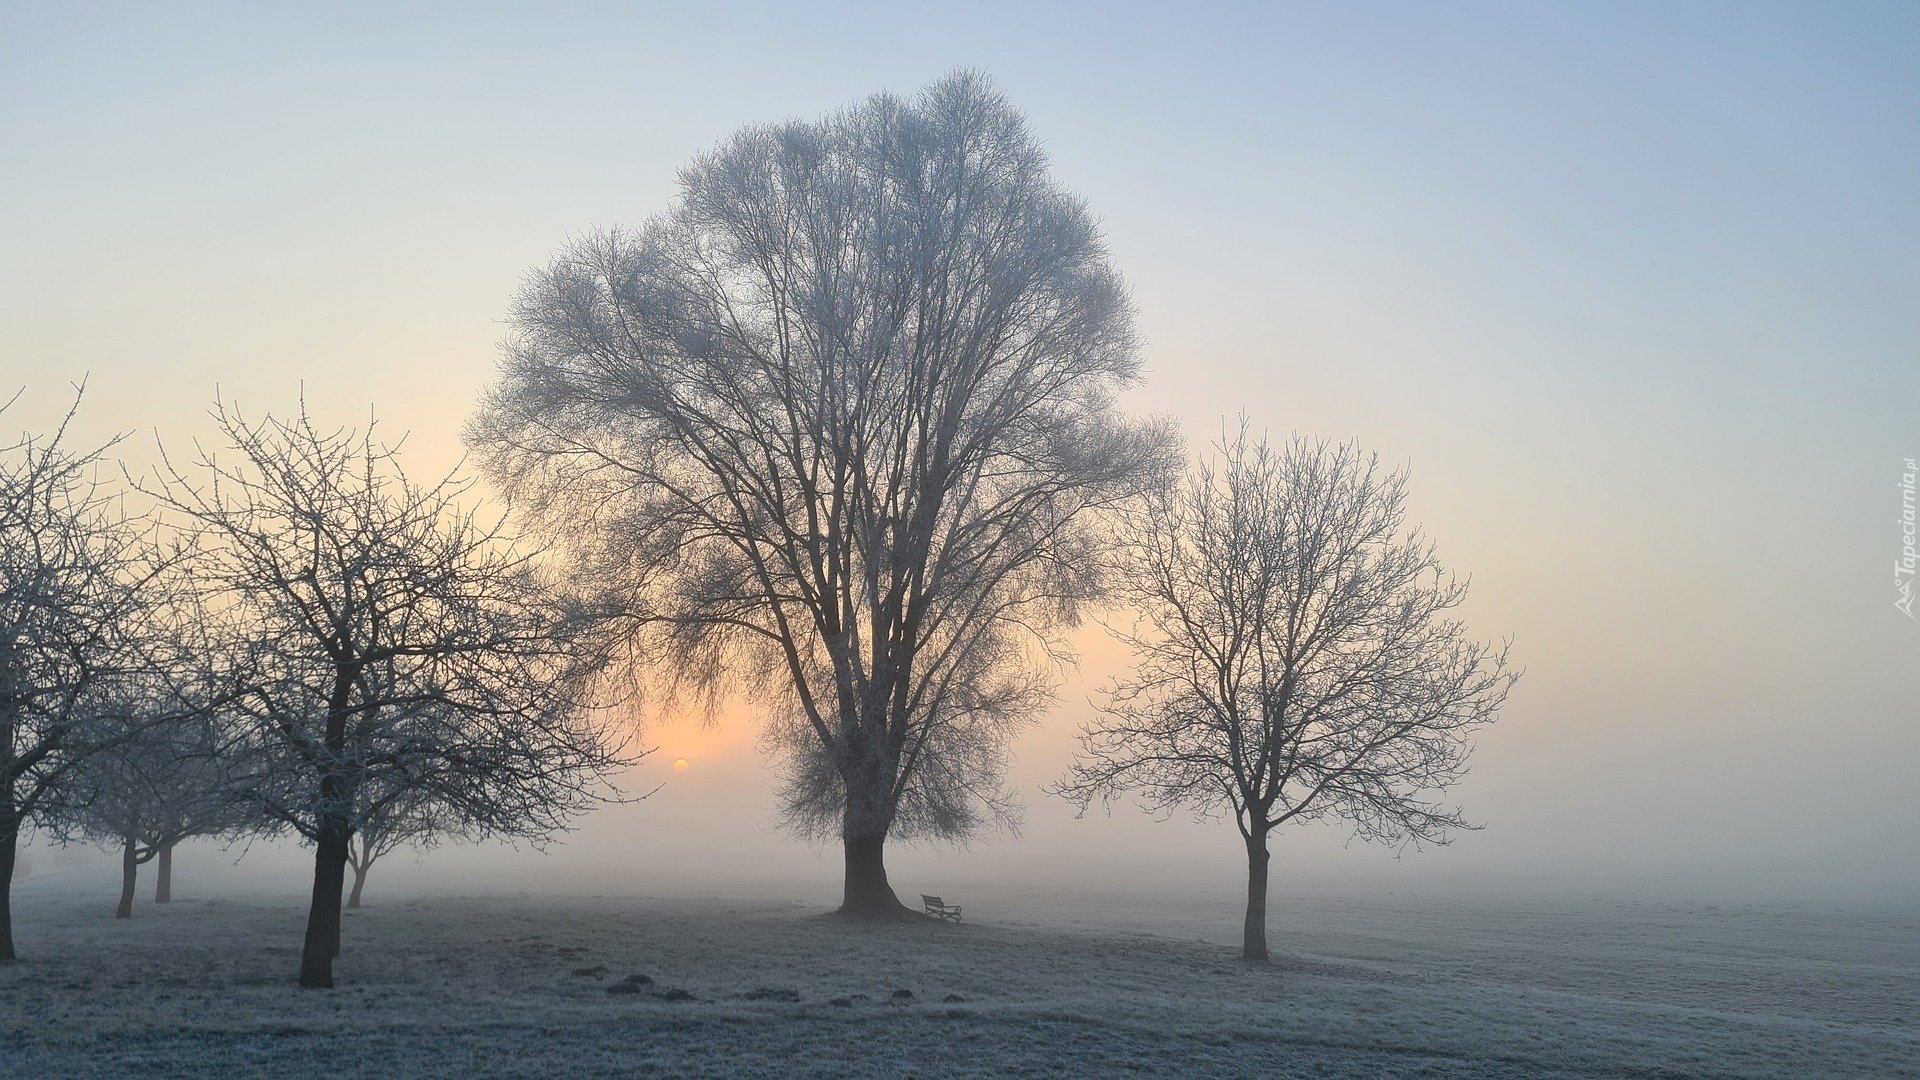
472,71 -> 1173,913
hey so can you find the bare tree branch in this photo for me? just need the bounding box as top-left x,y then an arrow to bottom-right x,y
0,383 -> 168,961
144,397 -> 637,987
471,72 -> 1174,915
1052,426 -> 1518,960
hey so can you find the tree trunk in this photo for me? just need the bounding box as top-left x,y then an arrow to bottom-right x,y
836,745 -> 913,918
154,843 -> 172,904
116,835 -> 138,919
328,881 -> 343,958
839,833 -> 910,916
298,825 -> 349,988
1242,826 -> 1271,962
347,860 -> 368,909
0,813 -> 17,962
303,682 -> 355,986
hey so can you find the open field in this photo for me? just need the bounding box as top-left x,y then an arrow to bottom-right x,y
2,878 -> 1915,1078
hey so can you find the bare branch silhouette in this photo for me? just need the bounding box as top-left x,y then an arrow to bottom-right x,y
146,398 -> 635,987
1054,427 -> 1517,960
0,384 -> 167,961
472,72 -> 1174,916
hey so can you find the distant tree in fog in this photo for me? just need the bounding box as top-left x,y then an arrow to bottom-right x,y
150,400 -> 634,988
471,72 -> 1172,916
342,771 -> 466,909
48,706 -> 243,917
0,388 -> 164,962
1054,429 -> 1516,961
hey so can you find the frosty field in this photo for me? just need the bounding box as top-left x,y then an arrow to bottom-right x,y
2,876 -> 1913,1079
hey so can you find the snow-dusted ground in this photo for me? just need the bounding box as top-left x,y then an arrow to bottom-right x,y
1,875 -> 1913,1078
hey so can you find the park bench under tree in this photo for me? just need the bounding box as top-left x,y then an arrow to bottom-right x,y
921,894 -> 962,922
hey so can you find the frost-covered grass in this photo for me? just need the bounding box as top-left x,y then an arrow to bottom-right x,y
2,879 -> 1913,1078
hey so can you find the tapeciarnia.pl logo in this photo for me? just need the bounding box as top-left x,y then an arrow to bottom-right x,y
1899,458 -> 1917,620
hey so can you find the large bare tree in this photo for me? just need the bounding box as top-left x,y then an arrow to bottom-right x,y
151,400 -> 632,987
472,72 -> 1170,915
1054,430 -> 1517,961
0,389 -> 160,961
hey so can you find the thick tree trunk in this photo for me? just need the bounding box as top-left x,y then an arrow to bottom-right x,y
298,826 -> 349,988
116,835 -> 138,919
836,744 -> 914,918
347,861 -> 368,909
1242,826 -> 1271,962
154,843 -> 172,904
839,833 -> 912,916
0,815 -> 17,961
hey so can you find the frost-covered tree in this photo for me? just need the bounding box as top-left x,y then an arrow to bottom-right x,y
471,72 -> 1171,916
342,769 -> 466,909
0,389 -> 160,961
1055,430 -> 1517,961
50,708 -> 242,917
151,400 -> 632,987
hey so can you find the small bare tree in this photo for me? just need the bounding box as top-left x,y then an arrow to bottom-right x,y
49,708 -> 241,917
342,769 -> 466,909
342,814 -> 405,910
0,388 -> 160,961
151,400 -> 632,987
472,72 -> 1171,916
1054,430 -> 1517,961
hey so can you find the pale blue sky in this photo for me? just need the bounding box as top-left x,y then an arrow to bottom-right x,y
3,2 -> 1915,902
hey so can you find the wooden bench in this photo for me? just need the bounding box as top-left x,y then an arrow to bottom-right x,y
921,894 -> 962,922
